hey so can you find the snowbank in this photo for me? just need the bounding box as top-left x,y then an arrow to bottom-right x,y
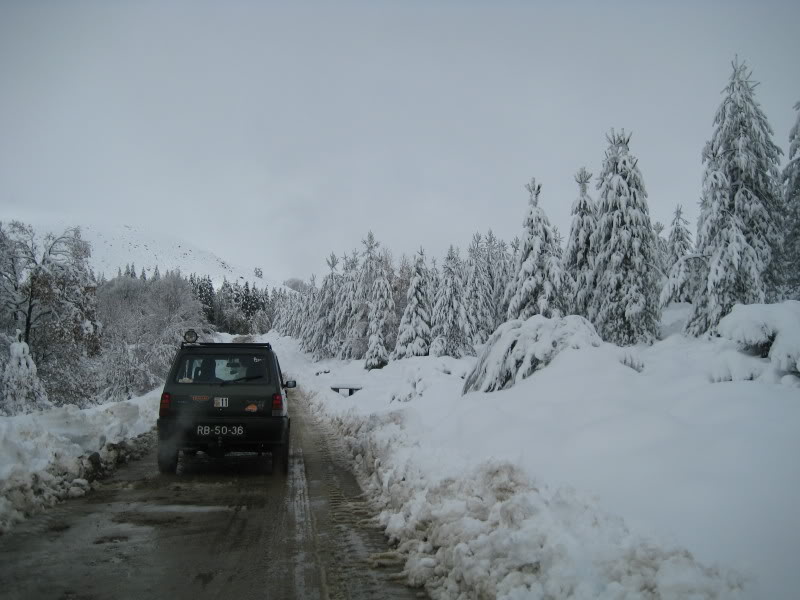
0,389 -> 159,532
717,301 -> 800,378
266,327 -> 800,599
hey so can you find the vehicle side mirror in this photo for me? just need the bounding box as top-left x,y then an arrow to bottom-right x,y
284,380 -> 297,389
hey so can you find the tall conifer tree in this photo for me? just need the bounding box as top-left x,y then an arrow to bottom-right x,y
564,167 -> 596,317
589,131 -> 661,345
394,250 -> 433,358
506,179 -> 567,320
431,246 -> 472,358
364,266 -> 394,370
782,101 -> 800,299
707,59 -> 784,300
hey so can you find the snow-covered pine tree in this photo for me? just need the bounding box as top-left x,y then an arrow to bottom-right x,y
250,286 -> 272,334
552,227 -> 564,260
152,265 -> 161,281
334,251 -> 359,357
658,205 -> 695,305
309,253 -> 341,359
492,238 -> 512,327
473,234 -> 495,343
284,287 -> 303,340
483,230 -> 501,329
1,330 -> 50,415
431,246 -> 472,358
679,150 -> 764,335
589,131 -> 661,345
564,167 -> 596,318
427,256 -> 440,321
506,178 -> 567,320
394,250 -> 433,358
709,59 -> 784,301
243,282 -> 262,321
379,248 -> 399,352
393,254 -> 413,326
340,232 -> 380,359
782,101 -> 800,300
652,222 -> 670,277
509,236 -> 520,263
500,237 -> 521,317
298,275 -> 318,350
463,234 -> 481,343
197,276 -> 215,323
666,205 -> 693,273
364,265 -> 395,370
271,288 -> 290,334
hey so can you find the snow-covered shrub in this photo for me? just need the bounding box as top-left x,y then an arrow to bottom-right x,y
462,315 -> 602,394
429,335 -> 446,358
1,331 -> 51,416
618,349 -> 645,373
717,301 -> 800,375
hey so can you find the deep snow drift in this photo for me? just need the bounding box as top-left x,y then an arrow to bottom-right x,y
264,305 -> 799,599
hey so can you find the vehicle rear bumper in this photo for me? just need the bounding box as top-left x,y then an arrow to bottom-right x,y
157,416 -> 289,452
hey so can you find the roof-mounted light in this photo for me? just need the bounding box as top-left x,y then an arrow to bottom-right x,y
184,329 -> 198,343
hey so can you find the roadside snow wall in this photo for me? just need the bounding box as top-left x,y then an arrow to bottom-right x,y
0,390 -> 159,532
315,396 -> 745,600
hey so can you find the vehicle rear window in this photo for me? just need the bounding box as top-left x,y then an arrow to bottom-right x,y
173,354 -> 271,384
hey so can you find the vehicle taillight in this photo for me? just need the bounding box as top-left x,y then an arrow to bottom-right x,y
272,393 -> 283,416
159,392 -> 171,417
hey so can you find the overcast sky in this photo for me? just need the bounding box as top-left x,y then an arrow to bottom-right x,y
1,1 -> 798,283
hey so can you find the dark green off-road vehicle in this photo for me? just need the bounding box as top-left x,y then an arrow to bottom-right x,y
156,331 -> 295,474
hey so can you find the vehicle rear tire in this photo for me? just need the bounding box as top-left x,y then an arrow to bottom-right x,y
157,444 -> 179,474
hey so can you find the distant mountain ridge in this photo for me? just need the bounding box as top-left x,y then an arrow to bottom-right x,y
8,217 -> 279,290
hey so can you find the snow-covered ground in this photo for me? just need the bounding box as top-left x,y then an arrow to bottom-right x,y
0,389 -> 159,532
264,307 -> 800,599
2,307 -> 797,598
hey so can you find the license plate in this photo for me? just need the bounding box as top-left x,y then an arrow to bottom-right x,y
196,425 -> 245,436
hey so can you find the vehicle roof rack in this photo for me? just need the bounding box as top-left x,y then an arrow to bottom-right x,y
180,342 -> 273,349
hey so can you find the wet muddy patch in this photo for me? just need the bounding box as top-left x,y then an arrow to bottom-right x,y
93,534 -> 130,545
111,511 -> 187,528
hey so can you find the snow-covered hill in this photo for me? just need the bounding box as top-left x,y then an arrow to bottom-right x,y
7,217 -> 280,290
